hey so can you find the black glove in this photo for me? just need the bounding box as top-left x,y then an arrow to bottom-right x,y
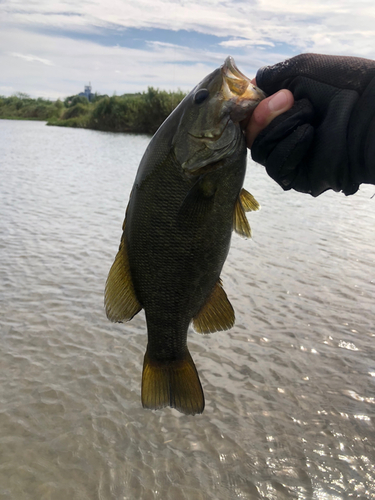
251,53 -> 375,196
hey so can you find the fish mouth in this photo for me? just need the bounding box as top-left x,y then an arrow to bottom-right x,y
187,57 -> 265,144
221,56 -> 266,103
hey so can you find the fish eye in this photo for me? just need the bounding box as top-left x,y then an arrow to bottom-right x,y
194,88 -> 209,105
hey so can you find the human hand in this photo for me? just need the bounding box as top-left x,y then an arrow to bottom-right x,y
247,53 -> 375,196
243,84 -> 294,148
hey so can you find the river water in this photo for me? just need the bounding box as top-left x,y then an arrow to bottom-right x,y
0,119 -> 374,499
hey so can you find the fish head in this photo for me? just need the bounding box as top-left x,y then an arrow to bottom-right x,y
172,56 -> 266,175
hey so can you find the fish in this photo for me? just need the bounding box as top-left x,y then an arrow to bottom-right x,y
105,56 -> 265,415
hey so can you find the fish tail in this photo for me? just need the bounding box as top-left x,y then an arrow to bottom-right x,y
141,348 -> 205,415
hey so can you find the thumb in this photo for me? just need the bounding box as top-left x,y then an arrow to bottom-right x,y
245,89 -> 294,148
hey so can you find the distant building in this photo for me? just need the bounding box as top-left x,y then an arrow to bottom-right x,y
78,83 -> 94,102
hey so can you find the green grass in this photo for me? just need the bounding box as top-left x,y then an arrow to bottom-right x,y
0,94 -> 63,121
0,116 -> 48,121
0,89 -> 186,135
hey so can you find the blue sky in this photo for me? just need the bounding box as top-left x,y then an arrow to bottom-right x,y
1,0 -> 375,99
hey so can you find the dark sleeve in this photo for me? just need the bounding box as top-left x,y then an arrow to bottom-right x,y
251,54 -> 375,196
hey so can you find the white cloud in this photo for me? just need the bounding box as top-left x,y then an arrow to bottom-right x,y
0,28 -> 234,98
0,85 -> 15,95
220,39 -> 275,49
1,0 -> 375,97
3,0 -> 375,53
11,52 -> 55,66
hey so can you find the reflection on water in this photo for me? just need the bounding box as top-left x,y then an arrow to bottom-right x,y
0,119 -> 374,499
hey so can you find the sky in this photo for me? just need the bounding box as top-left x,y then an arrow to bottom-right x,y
1,0 -> 375,99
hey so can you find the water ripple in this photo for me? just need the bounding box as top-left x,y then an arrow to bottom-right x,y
0,120 -> 374,499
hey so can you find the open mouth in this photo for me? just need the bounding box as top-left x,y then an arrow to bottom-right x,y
222,56 -> 266,102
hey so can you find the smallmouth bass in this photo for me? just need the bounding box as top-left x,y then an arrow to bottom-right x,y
105,57 -> 265,415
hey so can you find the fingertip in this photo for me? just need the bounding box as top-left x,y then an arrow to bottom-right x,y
245,89 -> 294,149
253,89 -> 294,127
268,89 -> 293,113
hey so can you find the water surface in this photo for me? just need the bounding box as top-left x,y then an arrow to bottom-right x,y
0,119 -> 374,499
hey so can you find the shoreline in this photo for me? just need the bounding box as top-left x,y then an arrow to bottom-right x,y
0,88 -> 186,136
0,116 -> 47,121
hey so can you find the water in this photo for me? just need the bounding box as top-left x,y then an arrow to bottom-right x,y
0,119 -> 374,499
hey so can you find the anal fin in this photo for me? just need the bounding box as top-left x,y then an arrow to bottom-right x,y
142,348 -> 204,415
193,279 -> 235,333
104,235 -> 142,322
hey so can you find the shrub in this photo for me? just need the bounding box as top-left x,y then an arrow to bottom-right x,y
62,102 -> 90,120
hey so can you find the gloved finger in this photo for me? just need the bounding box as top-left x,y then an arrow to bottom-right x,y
257,53 -> 375,95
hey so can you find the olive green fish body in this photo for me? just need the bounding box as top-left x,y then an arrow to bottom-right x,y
126,134 -> 247,359
105,57 -> 265,415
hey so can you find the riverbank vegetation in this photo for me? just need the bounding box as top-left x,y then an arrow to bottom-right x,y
0,93 -> 64,121
0,89 -> 186,135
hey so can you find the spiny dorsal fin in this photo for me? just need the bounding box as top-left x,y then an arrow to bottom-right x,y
193,279 -> 235,334
240,188 -> 260,212
142,348 -> 204,415
233,197 -> 252,238
104,235 -> 142,322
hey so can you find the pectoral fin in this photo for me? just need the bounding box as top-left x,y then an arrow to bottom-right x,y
233,196 -> 252,238
178,175 -> 216,227
193,279 -> 235,333
142,348 -> 204,415
104,235 -> 142,322
240,188 -> 260,212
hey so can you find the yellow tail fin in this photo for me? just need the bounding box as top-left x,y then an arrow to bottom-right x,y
141,349 -> 204,415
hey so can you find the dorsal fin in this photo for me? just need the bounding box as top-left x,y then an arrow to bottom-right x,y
104,231 -> 142,323
240,188 -> 260,212
192,279 -> 235,333
233,196 -> 252,238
